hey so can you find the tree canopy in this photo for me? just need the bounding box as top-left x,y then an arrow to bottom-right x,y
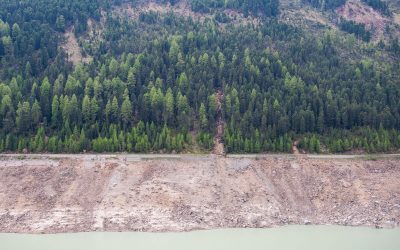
0,0 -> 399,154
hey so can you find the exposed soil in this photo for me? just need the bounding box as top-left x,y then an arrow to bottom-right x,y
213,91 -> 225,156
292,141 -> 300,155
336,0 -> 391,39
395,13 -> 400,25
85,11 -> 106,46
113,0 -> 259,27
60,27 -> 92,65
280,6 -> 336,30
0,154 -> 399,234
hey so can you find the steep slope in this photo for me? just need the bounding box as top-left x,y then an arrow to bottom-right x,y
0,154 -> 399,233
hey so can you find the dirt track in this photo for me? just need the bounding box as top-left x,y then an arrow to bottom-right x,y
0,154 -> 399,233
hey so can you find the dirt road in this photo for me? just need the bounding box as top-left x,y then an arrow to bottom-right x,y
0,154 -> 399,233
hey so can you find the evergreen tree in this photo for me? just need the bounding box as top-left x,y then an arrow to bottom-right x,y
121,89 -> 133,127
199,103 -> 208,130
16,102 -> 31,133
31,100 -> 42,127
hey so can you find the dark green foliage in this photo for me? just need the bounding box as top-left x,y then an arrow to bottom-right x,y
214,12 -> 231,23
197,132 -> 214,150
298,135 -> 321,153
300,127 -> 400,153
224,128 -> 292,153
0,1 -> 399,154
339,18 -> 371,42
303,0 -> 347,10
389,38 -> 400,56
190,0 -> 280,17
190,0 -> 225,13
362,0 -> 391,16
0,0 -> 107,80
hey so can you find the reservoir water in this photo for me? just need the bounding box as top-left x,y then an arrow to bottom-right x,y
1,226 -> 399,250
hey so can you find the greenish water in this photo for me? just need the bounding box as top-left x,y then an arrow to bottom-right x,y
1,226 -> 400,250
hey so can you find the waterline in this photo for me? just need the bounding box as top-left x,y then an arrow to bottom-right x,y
2,226 -> 399,250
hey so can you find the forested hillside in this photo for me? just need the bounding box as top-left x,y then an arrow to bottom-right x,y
189,0 -> 279,16
0,0 -> 399,154
303,0 -> 347,10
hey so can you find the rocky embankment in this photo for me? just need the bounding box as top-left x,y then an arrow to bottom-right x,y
0,154 -> 399,233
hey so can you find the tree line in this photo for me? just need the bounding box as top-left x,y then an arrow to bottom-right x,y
303,0 -> 347,10
339,18 -> 372,42
189,0 -> 280,17
362,0 -> 391,16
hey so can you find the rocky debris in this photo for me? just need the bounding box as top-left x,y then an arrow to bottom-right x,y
112,0 -> 259,27
0,154 -> 399,233
60,27 -> 92,65
213,90 -> 225,156
336,0 -> 391,39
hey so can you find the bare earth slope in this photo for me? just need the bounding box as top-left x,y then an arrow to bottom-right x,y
0,154 -> 399,233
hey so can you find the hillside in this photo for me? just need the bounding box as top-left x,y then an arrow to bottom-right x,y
0,0 -> 399,154
0,154 -> 399,233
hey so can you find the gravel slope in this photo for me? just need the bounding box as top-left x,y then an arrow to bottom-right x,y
0,154 -> 399,233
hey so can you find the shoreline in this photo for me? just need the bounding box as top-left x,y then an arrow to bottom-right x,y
0,154 -> 399,234
1,152 -> 400,160
1,224 -> 400,235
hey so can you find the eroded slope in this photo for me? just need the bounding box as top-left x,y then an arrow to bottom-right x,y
0,154 -> 399,233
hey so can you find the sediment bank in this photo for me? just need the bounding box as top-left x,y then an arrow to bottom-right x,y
0,154 -> 399,233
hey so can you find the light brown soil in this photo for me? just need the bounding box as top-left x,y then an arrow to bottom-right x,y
213,91 -> 225,156
292,141 -> 300,155
113,0 -> 259,27
336,0 -> 391,39
85,12 -> 106,45
395,13 -> 400,25
60,28 -> 92,65
280,7 -> 336,29
0,154 -> 399,234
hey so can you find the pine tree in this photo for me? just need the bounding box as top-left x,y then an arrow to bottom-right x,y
109,58 -> 119,77
0,95 -> 15,133
51,95 -> 60,127
56,15 -> 66,31
208,94 -> 217,124
177,92 -> 190,130
34,127 -> 45,152
82,95 -> 91,123
261,98 -> 268,130
91,97 -> 99,122
127,67 -> 137,89
105,99 -> 112,123
199,103 -> 208,130
70,94 -> 80,125
16,102 -> 31,133
64,75 -> 80,96
111,96 -> 119,122
164,88 -> 174,125
121,89 -> 133,127
40,77 -> 51,120
53,74 -> 64,97
62,95 -> 71,125
31,99 -> 42,127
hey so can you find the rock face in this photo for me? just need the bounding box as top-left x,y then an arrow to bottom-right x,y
0,154 -> 399,233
